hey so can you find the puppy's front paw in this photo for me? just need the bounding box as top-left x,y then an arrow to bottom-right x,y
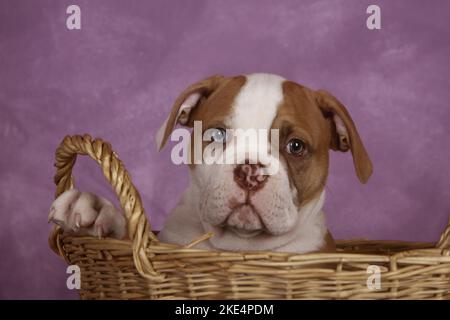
48,189 -> 126,239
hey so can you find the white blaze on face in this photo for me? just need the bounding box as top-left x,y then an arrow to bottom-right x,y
231,73 -> 285,130
230,73 -> 285,156
222,73 -> 285,175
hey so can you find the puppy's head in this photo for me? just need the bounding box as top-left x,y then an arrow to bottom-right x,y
157,73 -> 372,250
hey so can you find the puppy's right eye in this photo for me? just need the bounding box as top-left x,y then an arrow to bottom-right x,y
210,128 -> 227,143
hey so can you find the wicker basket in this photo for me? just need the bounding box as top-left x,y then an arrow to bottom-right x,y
49,134 -> 450,300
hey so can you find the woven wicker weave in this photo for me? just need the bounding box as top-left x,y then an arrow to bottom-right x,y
49,134 -> 450,300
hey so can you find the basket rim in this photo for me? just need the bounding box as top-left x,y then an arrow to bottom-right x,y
51,227 -> 445,260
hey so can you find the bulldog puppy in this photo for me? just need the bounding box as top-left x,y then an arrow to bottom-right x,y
49,73 -> 372,253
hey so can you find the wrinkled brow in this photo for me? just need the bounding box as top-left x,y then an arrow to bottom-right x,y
278,121 -> 314,147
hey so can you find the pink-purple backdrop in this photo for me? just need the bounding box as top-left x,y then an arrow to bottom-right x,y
1,0 -> 449,299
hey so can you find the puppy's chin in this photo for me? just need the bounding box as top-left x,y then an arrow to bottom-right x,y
203,222 -> 297,251
225,204 -> 265,233
228,227 -> 264,238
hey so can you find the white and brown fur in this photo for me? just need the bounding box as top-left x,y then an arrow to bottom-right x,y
49,73 -> 372,253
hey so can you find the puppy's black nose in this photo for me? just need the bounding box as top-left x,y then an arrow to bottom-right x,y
233,163 -> 268,191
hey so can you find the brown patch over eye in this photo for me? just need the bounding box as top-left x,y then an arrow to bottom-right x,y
269,81 -> 332,205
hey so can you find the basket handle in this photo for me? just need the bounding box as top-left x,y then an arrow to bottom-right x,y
49,134 -> 164,281
436,217 -> 450,249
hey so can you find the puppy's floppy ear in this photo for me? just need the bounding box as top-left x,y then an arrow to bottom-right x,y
315,90 -> 373,183
155,75 -> 225,151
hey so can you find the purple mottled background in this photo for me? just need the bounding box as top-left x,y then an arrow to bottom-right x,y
1,0 -> 449,299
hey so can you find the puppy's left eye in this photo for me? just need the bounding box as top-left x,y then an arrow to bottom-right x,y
286,139 -> 306,156
211,128 -> 228,143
